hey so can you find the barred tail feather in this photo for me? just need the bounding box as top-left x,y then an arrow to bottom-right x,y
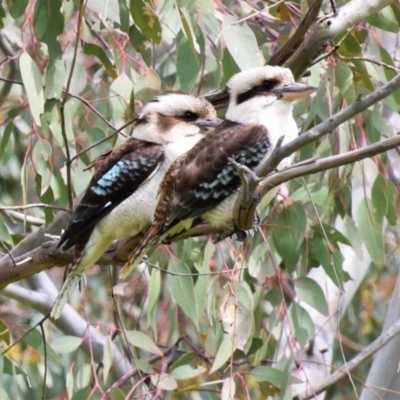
120,225 -> 162,279
50,274 -> 81,320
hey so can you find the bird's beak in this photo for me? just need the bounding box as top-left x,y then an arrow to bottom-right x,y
194,118 -> 223,129
273,83 -> 317,101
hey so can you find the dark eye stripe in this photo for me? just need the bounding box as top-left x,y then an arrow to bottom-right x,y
236,79 -> 280,105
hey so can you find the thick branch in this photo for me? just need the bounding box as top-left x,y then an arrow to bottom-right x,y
285,0 -> 395,78
294,317 -> 400,400
1,281 -> 132,379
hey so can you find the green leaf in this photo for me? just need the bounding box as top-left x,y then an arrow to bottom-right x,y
130,0 -> 162,44
103,336 -> 113,383
170,365 -> 206,380
176,31 -> 200,92
150,373 -> 178,390
271,202 -> 307,272
167,259 -> 199,330
33,0 -> 63,59
32,138 -> 53,195
6,0 -> 28,19
294,277 -> 329,316
222,15 -> 260,70
222,47 -> 240,85
250,366 -> 285,387
44,58 -> 65,100
289,303 -> 315,347
118,0 -> 130,32
177,6 -> 200,53
135,69 -> 161,103
71,388 -> 91,400
0,4 -> 6,28
19,52 -> 44,126
147,268 -> 161,326
125,330 -> 163,356
335,62 -> 355,104
128,24 -> 148,53
372,174 -> 397,226
0,122 -> 12,162
76,364 -> 91,389
311,223 -> 351,246
24,329 -> 62,366
366,8 -> 399,33
309,235 -> 345,287
210,334 -> 234,374
109,388 -> 125,400
52,336 -> 83,353
357,198 -> 384,265
83,43 -> 117,80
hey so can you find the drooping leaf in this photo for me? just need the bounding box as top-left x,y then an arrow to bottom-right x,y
117,0 -> 130,32
147,268 -> 161,326
289,302 -> 315,347
167,259 -> 199,330
222,15 -> 261,70
210,335 -> 234,374
176,31 -> 200,92
170,365 -> 206,380
33,0 -> 63,59
294,277 -> 329,316
150,373 -> 178,390
128,24 -> 148,53
357,198 -> 384,266
52,336 -> 83,353
19,52 -> 44,126
271,202 -> 307,272
83,43 -> 117,80
125,330 -> 163,356
177,6 -> 200,53
32,138 -> 53,195
250,366 -> 285,388
103,336 -> 113,383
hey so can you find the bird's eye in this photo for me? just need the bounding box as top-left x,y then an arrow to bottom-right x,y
180,111 -> 198,122
261,79 -> 275,91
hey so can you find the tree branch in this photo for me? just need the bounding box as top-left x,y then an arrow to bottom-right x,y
1,280 -> 132,380
294,317 -> 400,400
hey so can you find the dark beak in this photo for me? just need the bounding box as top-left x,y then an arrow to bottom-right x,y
194,118 -> 223,129
272,83 -> 317,101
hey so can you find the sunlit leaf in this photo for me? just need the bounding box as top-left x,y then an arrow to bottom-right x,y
52,336 -> 83,353
150,373 -> 178,390
366,8 -> 399,33
103,336 -> 113,383
222,15 -> 261,70
210,335 -> 234,374
76,364 -> 91,389
19,52 -> 44,126
170,365 -> 206,380
32,138 -> 53,195
221,376 -> 236,400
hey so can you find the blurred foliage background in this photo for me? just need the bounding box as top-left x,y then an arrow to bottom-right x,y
0,0 -> 400,399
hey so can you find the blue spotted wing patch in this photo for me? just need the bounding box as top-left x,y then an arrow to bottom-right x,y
161,121 -> 271,228
58,139 -> 164,251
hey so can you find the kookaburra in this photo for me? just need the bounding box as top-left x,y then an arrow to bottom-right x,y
51,93 -> 219,319
121,66 -> 316,277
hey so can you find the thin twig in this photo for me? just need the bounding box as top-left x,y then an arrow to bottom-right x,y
0,204 -> 69,212
39,322 -> 47,400
60,0 -> 85,209
337,54 -> 400,73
